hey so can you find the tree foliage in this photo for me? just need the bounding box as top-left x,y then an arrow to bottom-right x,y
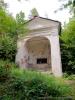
0,8 -> 17,37
0,7 -> 17,61
29,8 -> 39,19
61,17 -> 75,74
0,0 -> 7,9
16,11 -> 25,24
31,8 -> 39,17
0,1 -> 28,62
16,11 -> 28,36
61,17 -> 75,44
56,0 -> 75,16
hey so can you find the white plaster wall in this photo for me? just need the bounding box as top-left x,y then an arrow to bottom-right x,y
16,40 -> 28,69
46,35 -> 62,76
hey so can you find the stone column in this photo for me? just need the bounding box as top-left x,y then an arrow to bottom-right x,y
48,35 -> 62,77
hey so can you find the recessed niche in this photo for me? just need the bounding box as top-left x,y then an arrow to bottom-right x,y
37,58 -> 47,64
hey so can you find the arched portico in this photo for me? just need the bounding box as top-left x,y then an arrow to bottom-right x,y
25,36 -> 51,71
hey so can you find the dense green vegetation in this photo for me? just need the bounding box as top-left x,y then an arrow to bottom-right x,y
57,0 -> 75,74
0,35 -> 16,62
0,1 -> 28,62
61,17 -> 75,74
0,60 -> 72,100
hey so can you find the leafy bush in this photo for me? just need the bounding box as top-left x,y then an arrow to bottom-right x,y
64,74 -> 75,80
60,41 -> 75,74
0,60 -> 10,81
0,60 -> 16,81
0,35 -> 16,62
5,78 -> 61,100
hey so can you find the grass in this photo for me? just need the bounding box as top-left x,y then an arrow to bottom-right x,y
11,68 -> 75,99
11,68 -> 72,94
0,61 -> 75,99
63,73 -> 75,97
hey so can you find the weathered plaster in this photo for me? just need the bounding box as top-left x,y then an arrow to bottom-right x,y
16,17 -> 62,77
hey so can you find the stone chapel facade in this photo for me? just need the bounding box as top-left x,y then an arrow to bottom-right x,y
16,17 -> 62,77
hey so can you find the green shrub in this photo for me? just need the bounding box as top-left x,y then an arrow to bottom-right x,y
63,73 -> 75,80
0,35 -> 16,62
60,40 -> 75,75
4,77 -> 61,100
0,60 -> 16,82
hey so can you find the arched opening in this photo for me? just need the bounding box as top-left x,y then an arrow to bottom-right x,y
26,36 -> 51,71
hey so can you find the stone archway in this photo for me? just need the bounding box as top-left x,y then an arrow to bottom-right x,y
25,36 -> 51,71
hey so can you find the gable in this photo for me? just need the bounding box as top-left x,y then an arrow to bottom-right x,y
27,17 -> 60,31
